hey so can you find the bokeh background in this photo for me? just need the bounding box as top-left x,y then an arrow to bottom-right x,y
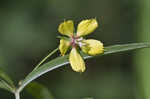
0,0 -> 150,99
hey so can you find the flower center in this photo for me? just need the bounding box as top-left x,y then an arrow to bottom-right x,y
70,36 -> 83,48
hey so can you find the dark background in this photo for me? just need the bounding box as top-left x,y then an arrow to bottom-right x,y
0,0 -> 149,99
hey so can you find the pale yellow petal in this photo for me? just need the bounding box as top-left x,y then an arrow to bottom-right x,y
81,39 -> 104,55
59,39 -> 70,56
69,48 -> 85,72
77,19 -> 98,37
58,20 -> 74,37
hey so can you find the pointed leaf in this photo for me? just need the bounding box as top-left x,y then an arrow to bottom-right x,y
0,69 -> 15,93
18,43 -> 150,92
0,69 -> 14,87
26,82 -> 54,99
0,79 -> 15,93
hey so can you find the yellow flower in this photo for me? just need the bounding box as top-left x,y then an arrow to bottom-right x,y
58,19 -> 104,72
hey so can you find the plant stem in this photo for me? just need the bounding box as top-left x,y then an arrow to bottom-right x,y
17,48 -> 59,93
15,91 -> 20,99
33,48 -> 59,71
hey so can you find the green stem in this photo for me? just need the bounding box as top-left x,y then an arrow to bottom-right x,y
17,48 -> 59,93
33,48 -> 59,71
15,91 -> 20,99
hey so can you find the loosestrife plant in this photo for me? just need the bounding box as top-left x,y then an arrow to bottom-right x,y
0,18 -> 150,99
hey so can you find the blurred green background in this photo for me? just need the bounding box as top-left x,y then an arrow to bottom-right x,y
0,0 -> 149,99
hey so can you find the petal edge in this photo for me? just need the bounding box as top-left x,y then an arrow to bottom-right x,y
77,19 -> 98,37
59,39 -> 70,56
81,39 -> 104,55
58,20 -> 74,37
69,48 -> 85,72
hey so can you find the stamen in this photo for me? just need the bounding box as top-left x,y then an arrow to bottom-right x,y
70,36 -> 85,48
78,42 -> 86,47
78,42 -> 83,47
77,37 -> 83,41
70,36 -> 76,47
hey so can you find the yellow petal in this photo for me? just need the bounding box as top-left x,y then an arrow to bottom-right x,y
69,48 -> 85,72
59,39 -> 70,56
58,20 -> 74,37
81,39 -> 104,55
77,19 -> 98,37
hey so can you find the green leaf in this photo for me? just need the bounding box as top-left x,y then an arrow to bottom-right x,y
0,80 -> 14,92
18,43 -> 150,92
26,82 -> 54,99
0,69 -> 14,87
0,69 -> 15,92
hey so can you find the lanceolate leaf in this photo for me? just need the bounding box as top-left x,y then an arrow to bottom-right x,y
0,69 -> 15,92
18,43 -> 150,92
26,82 -> 54,99
0,69 -> 14,87
0,80 -> 14,92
